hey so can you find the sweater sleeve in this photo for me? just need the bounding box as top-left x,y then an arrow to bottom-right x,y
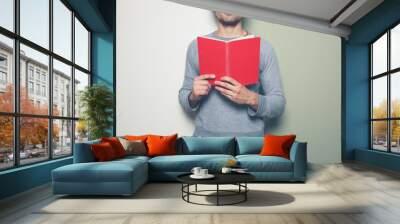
179,40 -> 200,113
248,42 -> 286,119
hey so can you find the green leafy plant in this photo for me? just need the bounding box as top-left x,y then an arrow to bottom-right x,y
79,84 -> 114,140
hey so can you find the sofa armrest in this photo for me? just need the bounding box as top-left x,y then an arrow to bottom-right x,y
73,140 -> 100,163
289,141 -> 307,181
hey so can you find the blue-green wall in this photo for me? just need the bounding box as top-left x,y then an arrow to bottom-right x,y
0,0 -> 116,200
344,0 -> 400,171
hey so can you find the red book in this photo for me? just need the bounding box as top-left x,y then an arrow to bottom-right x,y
197,35 -> 260,86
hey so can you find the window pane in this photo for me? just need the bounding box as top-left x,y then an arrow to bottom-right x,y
392,72 -> 400,118
372,77 -> 387,119
53,59 -> 72,117
20,117 -> 49,165
0,0 -> 13,31
75,18 -> 89,69
0,116 -> 13,170
20,44 -> 49,115
372,33 -> 387,76
392,24 -> 400,70
391,120 -> 400,153
75,120 -> 88,143
20,0 -> 49,49
53,0 -> 72,60
53,119 -> 72,157
372,121 -> 388,151
74,69 -> 89,118
0,35 -> 14,112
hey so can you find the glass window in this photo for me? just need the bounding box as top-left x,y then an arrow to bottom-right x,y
371,24 -> 400,154
20,44 -> 49,115
0,0 -> 14,31
74,69 -> 89,118
53,119 -> 72,157
53,0 -> 72,60
75,120 -> 88,143
74,18 -> 89,69
0,35 -> 13,113
28,81 -> 34,94
372,33 -> 387,76
53,59 -> 72,117
0,0 -> 92,170
372,121 -> 388,151
372,77 -> 387,119
391,24 -> 400,70
20,0 -> 49,49
392,72 -> 400,118
391,120 -> 400,153
19,117 -> 49,165
0,116 -> 14,169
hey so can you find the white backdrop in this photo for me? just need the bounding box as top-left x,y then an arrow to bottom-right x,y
116,0 -> 342,163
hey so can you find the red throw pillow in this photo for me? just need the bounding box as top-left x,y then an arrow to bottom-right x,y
101,137 -> 127,158
124,135 -> 149,141
146,134 -> 178,157
91,142 -> 118,161
259,134 -> 296,159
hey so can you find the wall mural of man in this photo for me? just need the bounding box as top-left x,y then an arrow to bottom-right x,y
179,11 -> 286,137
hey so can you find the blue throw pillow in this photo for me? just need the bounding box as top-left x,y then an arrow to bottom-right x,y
236,137 -> 264,155
180,136 -> 235,155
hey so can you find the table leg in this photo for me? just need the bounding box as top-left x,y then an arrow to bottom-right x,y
245,183 -> 247,201
195,184 -> 198,192
217,184 -> 219,206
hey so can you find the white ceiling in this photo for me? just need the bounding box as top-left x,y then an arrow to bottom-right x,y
224,0 -> 353,23
166,0 -> 384,38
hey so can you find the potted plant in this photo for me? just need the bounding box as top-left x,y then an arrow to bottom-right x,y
79,84 -> 114,140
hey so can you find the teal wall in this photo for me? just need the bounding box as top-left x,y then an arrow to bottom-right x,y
0,0 -> 116,200
344,0 -> 400,171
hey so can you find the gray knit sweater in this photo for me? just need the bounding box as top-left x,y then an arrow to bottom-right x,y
178,32 -> 286,137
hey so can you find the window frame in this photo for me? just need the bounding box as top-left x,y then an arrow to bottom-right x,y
370,20 -> 400,154
0,0 -> 92,171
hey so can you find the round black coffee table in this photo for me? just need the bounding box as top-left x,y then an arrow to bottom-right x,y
177,173 -> 255,206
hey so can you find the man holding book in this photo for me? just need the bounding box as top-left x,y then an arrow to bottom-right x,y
178,11 -> 286,137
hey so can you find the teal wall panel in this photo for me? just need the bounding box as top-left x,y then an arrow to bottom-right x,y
344,0 -> 400,171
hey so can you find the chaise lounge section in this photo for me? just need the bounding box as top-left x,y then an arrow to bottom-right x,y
52,136 -> 307,196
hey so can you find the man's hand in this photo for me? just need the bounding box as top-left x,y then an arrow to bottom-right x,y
189,74 -> 215,102
215,76 -> 259,110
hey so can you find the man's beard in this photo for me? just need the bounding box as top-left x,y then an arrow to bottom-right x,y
217,17 -> 242,27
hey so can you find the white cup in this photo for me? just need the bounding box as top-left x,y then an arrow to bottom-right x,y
191,167 -> 202,176
221,167 -> 232,174
200,169 -> 208,176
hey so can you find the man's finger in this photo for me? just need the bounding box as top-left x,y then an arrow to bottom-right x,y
215,86 -> 235,98
221,76 -> 240,86
198,74 -> 216,80
196,80 -> 211,86
215,80 -> 237,91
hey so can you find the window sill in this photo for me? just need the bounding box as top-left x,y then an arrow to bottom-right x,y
0,156 -> 72,176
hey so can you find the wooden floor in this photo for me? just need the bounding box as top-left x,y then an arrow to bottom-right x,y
1,162 -> 400,224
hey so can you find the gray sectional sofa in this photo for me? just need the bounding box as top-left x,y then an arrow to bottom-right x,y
52,136 -> 307,196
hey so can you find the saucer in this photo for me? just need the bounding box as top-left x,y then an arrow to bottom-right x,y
190,174 -> 215,179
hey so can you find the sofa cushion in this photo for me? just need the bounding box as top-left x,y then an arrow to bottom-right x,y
91,142 -> 118,161
149,154 -> 235,172
179,137 -> 235,155
236,155 -> 293,172
53,158 -> 147,183
147,134 -> 178,157
235,137 -> 264,155
73,139 -> 100,163
259,134 -> 296,159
